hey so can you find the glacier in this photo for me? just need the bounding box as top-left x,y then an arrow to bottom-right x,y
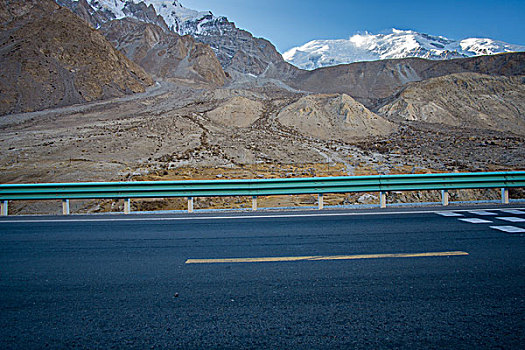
283,29 -> 525,70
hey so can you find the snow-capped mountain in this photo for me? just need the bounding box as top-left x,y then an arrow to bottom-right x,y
58,0 -> 285,75
283,29 -> 525,70
61,0 -> 217,34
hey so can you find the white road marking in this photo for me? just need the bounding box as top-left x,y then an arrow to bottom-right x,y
490,226 -> 525,233
459,218 -> 493,224
468,210 -> 497,216
436,212 -> 463,217
0,207 -> 523,224
496,217 -> 525,223
501,209 -> 525,215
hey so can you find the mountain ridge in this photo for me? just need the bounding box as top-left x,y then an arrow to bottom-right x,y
284,29 -> 525,70
284,52 -> 525,109
57,0 -> 285,76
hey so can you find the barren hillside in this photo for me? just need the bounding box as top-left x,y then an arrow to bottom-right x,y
379,73 -> 525,135
276,94 -> 395,142
100,18 -> 226,86
0,0 -> 152,116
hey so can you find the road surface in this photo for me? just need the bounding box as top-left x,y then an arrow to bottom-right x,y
1,206 -> 524,348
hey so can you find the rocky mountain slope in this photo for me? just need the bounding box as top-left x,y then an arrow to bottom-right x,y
0,0 -> 152,116
284,29 -> 525,70
285,52 -> 525,109
57,0 -> 285,76
100,18 -> 226,85
379,73 -> 525,135
56,0 -> 171,31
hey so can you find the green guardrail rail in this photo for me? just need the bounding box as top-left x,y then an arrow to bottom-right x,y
0,171 -> 524,215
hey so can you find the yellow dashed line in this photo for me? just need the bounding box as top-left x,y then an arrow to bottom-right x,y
185,251 -> 469,264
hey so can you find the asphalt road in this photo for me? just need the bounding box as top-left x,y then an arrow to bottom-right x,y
1,206 -> 524,349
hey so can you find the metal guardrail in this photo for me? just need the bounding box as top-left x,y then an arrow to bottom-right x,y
0,171 -> 524,215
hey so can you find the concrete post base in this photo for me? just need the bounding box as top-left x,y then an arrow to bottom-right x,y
501,188 -> 509,204
124,198 -> 131,214
62,199 -> 70,215
188,197 -> 194,213
441,190 -> 449,206
380,192 -> 387,208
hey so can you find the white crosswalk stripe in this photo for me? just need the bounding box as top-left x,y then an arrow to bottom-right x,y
435,208 -> 525,233
490,226 -> 525,233
501,209 -> 525,215
468,210 -> 497,216
496,217 -> 525,223
459,218 -> 493,224
436,212 -> 464,217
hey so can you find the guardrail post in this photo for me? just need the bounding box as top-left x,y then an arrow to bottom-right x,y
441,190 -> 449,206
501,188 -> 509,204
124,198 -> 131,214
380,191 -> 387,208
188,197 -> 194,213
1,200 -> 7,216
252,196 -> 257,211
62,199 -> 70,215
318,194 -> 324,210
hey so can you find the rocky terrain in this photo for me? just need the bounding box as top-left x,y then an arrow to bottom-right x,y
191,17 -> 284,77
56,0 -> 171,32
100,18 -> 226,85
0,0 -> 524,214
276,94 -> 395,142
379,73 -> 525,134
0,0 -> 152,115
57,0 -> 286,76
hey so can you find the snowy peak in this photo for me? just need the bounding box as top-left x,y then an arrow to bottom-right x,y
69,0 -> 218,34
142,0 -> 216,34
283,29 -> 525,70
157,0 -> 211,22
77,0 -> 127,20
459,37 -> 524,56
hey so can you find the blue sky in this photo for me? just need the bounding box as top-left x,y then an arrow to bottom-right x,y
184,0 -> 525,53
